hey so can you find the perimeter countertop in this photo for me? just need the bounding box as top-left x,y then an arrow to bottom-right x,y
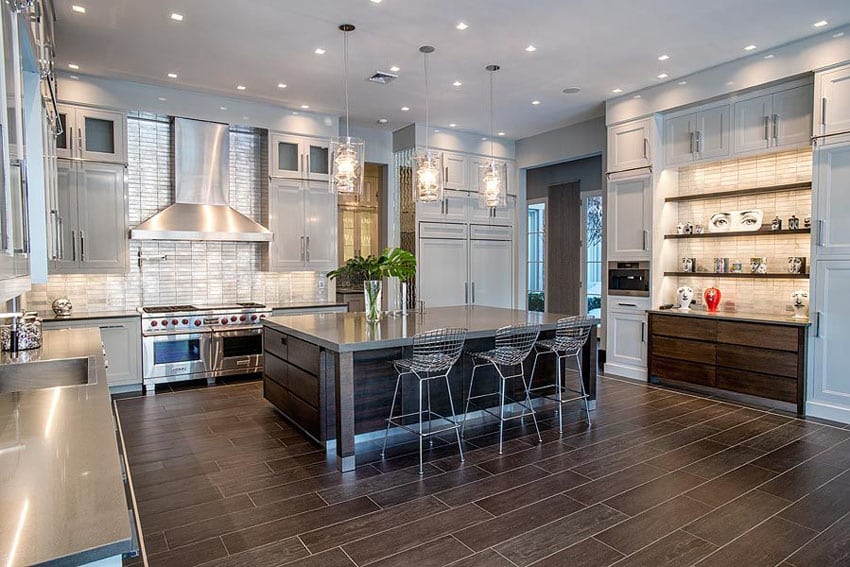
647,308 -> 811,327
38,310 -> 141,322
271,301 -> 348,311
264,305 -> 598,352
0,328 -> 133,566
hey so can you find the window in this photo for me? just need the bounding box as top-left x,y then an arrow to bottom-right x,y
527,200 -> 546,311
582,193 -> 603,317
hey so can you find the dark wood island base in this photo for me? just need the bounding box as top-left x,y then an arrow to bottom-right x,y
648,310 -> 810,415
261,306 -> 598,472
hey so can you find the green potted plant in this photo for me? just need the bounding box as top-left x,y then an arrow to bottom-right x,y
328,247 -> 416,321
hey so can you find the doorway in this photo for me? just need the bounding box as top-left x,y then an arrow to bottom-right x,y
527,199 -> 547,311
581,191 -> 603,317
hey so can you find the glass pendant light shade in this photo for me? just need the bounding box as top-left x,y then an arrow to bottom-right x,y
330,24 -> 364,195
478,160 -> 507,207
330,135 -> 365,194
413,150 -> 443,202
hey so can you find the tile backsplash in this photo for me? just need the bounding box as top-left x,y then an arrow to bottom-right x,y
25,114 -> 327,313
673,148 -> 812,314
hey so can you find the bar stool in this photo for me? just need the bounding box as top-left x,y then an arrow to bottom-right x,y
529,315 -> 595,432
381,327 -> 468,474
462,323 -> 541,454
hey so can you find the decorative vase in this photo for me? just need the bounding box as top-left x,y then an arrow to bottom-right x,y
791,290 -> 809,319
676,286 -> 694,310
704,287 -> 721,312
364,280 -> 382,321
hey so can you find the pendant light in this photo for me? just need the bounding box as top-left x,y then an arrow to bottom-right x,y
330,24 -> 365,195
479,64 -> 506,208
413,45 -> 443,202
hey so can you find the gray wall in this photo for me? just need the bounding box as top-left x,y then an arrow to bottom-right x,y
516,116 -> 605,170
526,155 -> 603,201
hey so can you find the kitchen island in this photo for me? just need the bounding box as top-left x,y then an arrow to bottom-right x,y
263,306 -> 598,471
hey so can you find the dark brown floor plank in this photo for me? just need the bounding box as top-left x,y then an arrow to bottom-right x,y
436,463 -> 548,507
604,470 -> 706,516
778,476 -> 850,531
787,513 -> 850,567
684,489 -> 790,546
446,548 -> 515,567
368,466 -> 492,508
645,440 -> 730,472
277,548 -> 356,567
683,444 -> 766,480
750,440 -> 827,474
758,459 -> 844,501
199,537 -> 308,567
614,530 -> 716,567
367,535 -> 472,567
141,494 -> 256,535
565,463 -> 667,506
474,468 -> 590,516
148,537 -> 228,567
529,536 -> 624,567
685,464 -> 777,508
693,517 -> 817,567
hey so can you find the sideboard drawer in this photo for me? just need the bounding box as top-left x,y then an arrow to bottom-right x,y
651,336 -> 716,365
651,314 -> 717,341
716,321 -> 799,352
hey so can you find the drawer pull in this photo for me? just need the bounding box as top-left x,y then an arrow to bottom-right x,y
280,337 -> 287,345
617,302 -> 637,307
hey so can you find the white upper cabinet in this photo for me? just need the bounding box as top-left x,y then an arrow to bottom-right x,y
269,133 -> 330,181
608,173 -> 652,261
664,105 -> 730,165
416,188 -> 469,223
813,140 -> 850,258
268,179 -> 337,272
815,64 -> 850,142
56,104 -> 127,164
442,151 -> 468,189
608,118 -> 653,172
733,85 -> 812,154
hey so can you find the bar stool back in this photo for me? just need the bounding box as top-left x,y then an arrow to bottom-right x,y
529,315 -> 595,432
462,323 -> 541,454
381,327 -> 468,474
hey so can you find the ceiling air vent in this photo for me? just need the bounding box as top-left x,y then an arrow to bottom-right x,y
368,71 -> 398,84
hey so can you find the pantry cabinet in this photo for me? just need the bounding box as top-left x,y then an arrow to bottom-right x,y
607,173 -> 652,261
814,64 -> 850,142
268,178 -> 336,271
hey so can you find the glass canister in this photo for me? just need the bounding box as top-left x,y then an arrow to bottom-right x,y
1,312 -> 43,351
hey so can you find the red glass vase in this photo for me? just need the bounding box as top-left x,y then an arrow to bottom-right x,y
704,287 -> 721,312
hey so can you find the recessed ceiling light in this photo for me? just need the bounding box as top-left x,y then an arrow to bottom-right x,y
314,48 -> 326,55
277,83 -> 287,88
481,137 -> 487,141
300,104 -> 310,109
237,85 -> 246,90
525,44 -> 537,52
657,73 -> 669,79
678,80 -> 688,85
377,118 -> 388,124
69,75 -> 79,80
220,106 -> 227,110
171,13 -> 183,21
531,100 -> 541,105
434,129 -> 440,133
498,132 -> 506,136
167,72 -> 178,79
452,80 -> 462,87
612,88 -> 623,94
456,22 -> 468,30
390,65 -> 400,72
449,123 -> 457,127
764,54 -> 775,59
634,94 -> 642,99
813,20 -> 828,27
657,54 -> 670,61
72,5 -> 86,13
68,63 -> 79,70
157,96 -> 167,101
401,106 -> 410,111
370,0 -> 382,3
562,87 -> 581,94
834,32 -> 845,38
744,44 -> 757,51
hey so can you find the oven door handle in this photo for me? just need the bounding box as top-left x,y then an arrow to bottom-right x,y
142,329 -> 212,338
210,326 -> 263,336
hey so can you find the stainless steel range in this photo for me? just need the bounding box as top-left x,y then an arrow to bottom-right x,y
140,303 -> 272,388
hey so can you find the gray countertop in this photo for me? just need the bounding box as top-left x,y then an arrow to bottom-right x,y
264,305 -> 597,352
271,301 -> 348,311
39,310 -> 141,323
648,308 -> 811,327
0,329 -> 133,566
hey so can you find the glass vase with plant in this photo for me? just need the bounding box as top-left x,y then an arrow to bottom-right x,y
328,247 -> 416,321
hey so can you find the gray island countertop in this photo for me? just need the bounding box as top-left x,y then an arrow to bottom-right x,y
0,328 -> 133,566
264,305 -> 597,352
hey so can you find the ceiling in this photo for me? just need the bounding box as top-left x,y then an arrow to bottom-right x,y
54,0 -> 849,139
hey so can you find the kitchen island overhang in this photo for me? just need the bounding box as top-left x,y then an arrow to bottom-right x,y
261,306 -> 599,472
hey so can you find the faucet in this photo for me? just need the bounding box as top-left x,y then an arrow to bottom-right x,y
0,312 -> 25,353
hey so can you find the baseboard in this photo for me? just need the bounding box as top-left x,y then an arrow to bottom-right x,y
603,362 -> 647,382
806,400 -> 850,425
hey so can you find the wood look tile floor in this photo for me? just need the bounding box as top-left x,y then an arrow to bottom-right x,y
115,376 -> 850,567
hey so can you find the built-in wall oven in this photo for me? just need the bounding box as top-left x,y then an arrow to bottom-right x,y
608,261 -> 650,297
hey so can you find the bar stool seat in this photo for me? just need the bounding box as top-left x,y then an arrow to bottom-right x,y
462,323 -> 542,454
381,327 -> 468,474
529,315 -> 595,432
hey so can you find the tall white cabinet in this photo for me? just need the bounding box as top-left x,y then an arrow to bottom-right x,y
607,173 -> 652,261
268,178 -> 336,272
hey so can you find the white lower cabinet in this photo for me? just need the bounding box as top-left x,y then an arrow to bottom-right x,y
43,317 -> 142,388
808,261 -> 850,423
605,303 -> 647,381
418,235 -> 469,308
469,236 -> 513,308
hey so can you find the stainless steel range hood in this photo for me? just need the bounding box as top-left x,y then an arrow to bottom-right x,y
130,117 -> 273,242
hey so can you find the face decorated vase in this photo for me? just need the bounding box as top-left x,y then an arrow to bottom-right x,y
791,290 -> 809,319
676,286 -> 694,310
704,286 -> 721,312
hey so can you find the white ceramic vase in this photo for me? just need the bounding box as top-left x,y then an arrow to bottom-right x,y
676,286 -> 694,310
791,290 -> 809,319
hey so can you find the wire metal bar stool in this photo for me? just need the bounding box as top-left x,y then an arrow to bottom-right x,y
462,323 -> 542,454
529,315 -> 595,432
381,327 -> 468,474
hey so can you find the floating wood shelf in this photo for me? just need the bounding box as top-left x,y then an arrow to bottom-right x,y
665,272 -> 809,279
664,181 -> 812,203
664,227 -> 811,240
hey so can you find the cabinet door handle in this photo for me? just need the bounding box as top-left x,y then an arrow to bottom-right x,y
642,230 -> 648,251
300,235 -> 305,261
445,198 -> 449,215
50,210 -> 58,259
696,130 -> 702,153
772,114 -> 779,140
99,325 -> 126,330
71,229 -> 76,261
80,230 -> 86,261
464,282 -> 468,304
816,311 -> 824,338
821,97 -> 827,128
77,128 -> 83,158
641,322 -> 646,343
445,166 -> 449,183
305,235 -> 310,262
689,131 -> 694,154
57,216 -> 64,259
471,282 -> 475,303
280,336 -> 287,345
817,220 -> 825,247
643,137 -> 649,159
763,116 -> 770,141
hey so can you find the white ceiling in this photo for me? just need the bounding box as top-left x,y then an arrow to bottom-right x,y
54,0 -> 850,139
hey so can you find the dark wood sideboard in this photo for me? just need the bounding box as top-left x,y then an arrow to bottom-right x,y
648,312 -> 807,414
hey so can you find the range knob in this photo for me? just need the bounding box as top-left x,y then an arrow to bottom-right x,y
251,314 -> 258,321
240,315 -> 247,321
150,320 -> 158,327
260,314 -> 266,319
161,319 -> 169,326
172,319 -> 179,326
221,318 -> 228,324
194,320 -> 202,327
182,319 -> 189,325
230,315 -> 238,322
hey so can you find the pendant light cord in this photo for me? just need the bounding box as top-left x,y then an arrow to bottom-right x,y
489,69 -> 495,160
344,29 -> 350,139
424,51 -> 430,153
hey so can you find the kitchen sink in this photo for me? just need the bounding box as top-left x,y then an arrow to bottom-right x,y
0,357 -> 92,394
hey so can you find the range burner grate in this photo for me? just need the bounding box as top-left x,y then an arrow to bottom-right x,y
142,305 -> 197,314
235,302 -> 267,308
